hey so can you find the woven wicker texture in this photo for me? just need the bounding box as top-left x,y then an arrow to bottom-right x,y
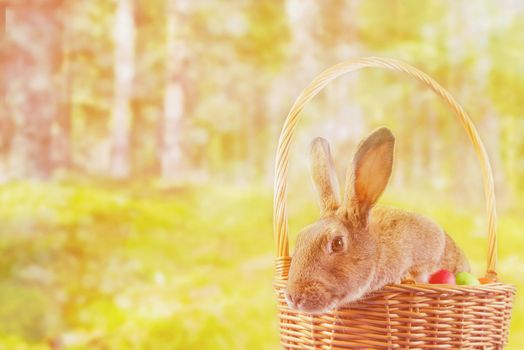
273,57 -> 515,349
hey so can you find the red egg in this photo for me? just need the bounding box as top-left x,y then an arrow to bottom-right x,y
429,269 -> 456,284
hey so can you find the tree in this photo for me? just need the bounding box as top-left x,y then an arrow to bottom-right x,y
51,3 -> 73,172
110,0 -> 135,178
160,0 -> 188,181
0,3 -> 9,180
4,0 -> 63,179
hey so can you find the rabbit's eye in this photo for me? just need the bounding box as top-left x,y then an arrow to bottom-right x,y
330,236 -> 345,253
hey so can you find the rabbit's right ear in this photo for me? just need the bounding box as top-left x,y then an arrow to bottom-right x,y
310,137 -> 341,216
345,127 -> 395,227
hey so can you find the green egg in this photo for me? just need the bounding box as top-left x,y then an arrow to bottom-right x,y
455,272 -> 480,286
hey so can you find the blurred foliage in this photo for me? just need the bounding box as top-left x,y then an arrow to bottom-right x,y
0,183 -> 277,349
2,0 -> 524,349
0,183 -> 523,349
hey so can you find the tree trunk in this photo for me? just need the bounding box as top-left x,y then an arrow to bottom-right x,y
0,5 -> 8,183
0,4 -> 8,181
161,0 -> 187,182
110,0 -> 135,178
4,2 -> 62,179
51,4 -> 72,171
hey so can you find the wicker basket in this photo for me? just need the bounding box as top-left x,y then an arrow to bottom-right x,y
273,57 -> 516,349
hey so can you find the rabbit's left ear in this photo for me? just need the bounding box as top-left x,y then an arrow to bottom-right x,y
310,137 -> 341,216
345,127 -> 395,227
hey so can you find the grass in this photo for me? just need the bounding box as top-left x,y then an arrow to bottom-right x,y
0,181 -> 522,349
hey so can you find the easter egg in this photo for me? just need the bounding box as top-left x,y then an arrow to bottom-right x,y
455,272 -> 480,286
429,269 -> 456,284
478,277 -> 495,284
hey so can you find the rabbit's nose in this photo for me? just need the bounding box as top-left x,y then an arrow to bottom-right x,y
285,291 -> 304,309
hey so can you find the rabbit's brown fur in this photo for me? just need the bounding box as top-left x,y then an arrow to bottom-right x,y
286,127 -> 470,313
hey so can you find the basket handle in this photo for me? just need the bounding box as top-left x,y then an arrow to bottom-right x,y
273,57 -> 498,279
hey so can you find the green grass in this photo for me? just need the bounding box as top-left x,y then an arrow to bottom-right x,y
0,182 -> 522,349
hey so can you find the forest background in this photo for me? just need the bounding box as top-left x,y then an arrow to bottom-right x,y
1,0 -> 524,349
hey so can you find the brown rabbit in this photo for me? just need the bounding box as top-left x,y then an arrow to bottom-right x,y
286,127 -> 470,313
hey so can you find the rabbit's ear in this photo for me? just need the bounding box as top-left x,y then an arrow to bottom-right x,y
345,127 -> 395,227
310,137 -> 341,216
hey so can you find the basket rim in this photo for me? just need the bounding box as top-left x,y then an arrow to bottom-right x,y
274,280 -> 516,317
274,280 -> 516,295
